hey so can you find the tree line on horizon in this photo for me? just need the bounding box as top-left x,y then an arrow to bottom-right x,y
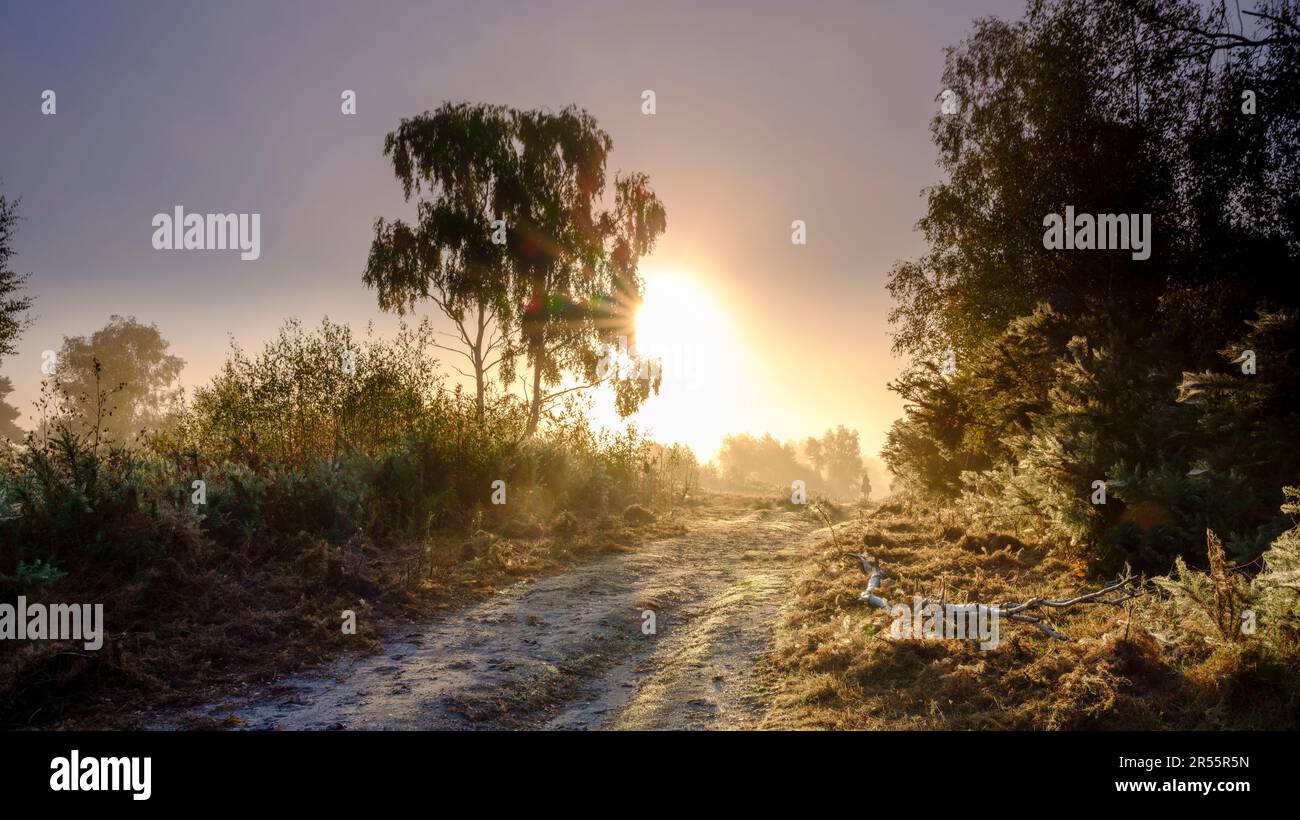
707,426 -> 880,501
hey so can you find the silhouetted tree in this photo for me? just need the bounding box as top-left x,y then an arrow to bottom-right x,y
505,107 -> 666,433
0,190 -> 34,358
883,0 -> 1300,571
365,103 -> 516,422
366,102 -> 666,434
888,0 -> 1300,365
0,376 -> 22,443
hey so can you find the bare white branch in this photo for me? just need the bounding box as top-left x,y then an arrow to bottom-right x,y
846,552 -> 1140,640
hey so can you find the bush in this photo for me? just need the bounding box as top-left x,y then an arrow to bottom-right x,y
1147,488 -> 1300,658
1,559 -> 65,595
891,303 -> 1296,576
0,423 -> 189,584
0,316 -> 700,725
550,510 -> 579,535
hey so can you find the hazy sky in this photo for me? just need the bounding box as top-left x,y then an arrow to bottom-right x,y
0,0 -> 1027,462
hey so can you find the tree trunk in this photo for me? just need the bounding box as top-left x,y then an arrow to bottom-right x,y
472,298 -> 486,423
525,357 -> 543,436
524,274 -> 546,436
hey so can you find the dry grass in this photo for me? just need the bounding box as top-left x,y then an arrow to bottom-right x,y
761,497 -> 1300,730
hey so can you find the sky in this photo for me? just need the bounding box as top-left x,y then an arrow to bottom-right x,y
0,0 -> 1028,464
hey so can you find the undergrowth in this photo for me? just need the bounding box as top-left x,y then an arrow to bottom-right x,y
763,494 -> 1300,729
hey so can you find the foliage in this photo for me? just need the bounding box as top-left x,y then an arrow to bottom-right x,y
804,426 -> 865,500
887,0 -> 1300,366
0,189 -> 34,358
2,315 -> 690,579
365,102 -> 667,434
1253,487 -> 1300,647
0,419 -> 192,583
53,316 -> 185,444
1148,489 -> 1300,654
0,376 -> 21,443
1176,309 -> 1300,500
715,432 -> 814,492
0,313 -> 698,725
0,559 -> 65,596
178,317 -> 442,468
883,0 -> 1300,574
364,102 -> 517,421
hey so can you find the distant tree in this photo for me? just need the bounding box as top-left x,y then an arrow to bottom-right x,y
0,376 -> 22,443
55,316 -> 184,444
717,433 -> 810,488
0,190 -> 34,358
804,426 -> 864,499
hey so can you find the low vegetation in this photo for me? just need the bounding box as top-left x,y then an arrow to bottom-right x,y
764,495 -> 1300,729
0,318 -> 696,728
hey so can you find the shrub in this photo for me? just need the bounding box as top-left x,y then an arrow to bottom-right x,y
1148,488 -> 1300,655
0,314 -> 700,724
1,559 -> 66,595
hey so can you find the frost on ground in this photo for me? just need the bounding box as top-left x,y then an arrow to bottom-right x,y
168,499 -> 820,730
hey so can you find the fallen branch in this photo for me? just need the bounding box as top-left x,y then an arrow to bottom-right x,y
845,553 -> 1141,640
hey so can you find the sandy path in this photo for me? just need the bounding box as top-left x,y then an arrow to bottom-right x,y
177,503 -> 818,730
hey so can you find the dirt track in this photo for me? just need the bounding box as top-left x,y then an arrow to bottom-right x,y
177,501 -> 821,730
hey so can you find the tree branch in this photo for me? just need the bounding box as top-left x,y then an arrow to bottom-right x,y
538,379 -> 609,407
847,553 -> 1141,640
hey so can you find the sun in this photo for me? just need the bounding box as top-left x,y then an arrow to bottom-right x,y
634,273 -> 726,354
586,269 -> 742,461
612,269 -> 738,461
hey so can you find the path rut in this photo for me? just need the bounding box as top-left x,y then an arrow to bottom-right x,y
177,504 -> 819,730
